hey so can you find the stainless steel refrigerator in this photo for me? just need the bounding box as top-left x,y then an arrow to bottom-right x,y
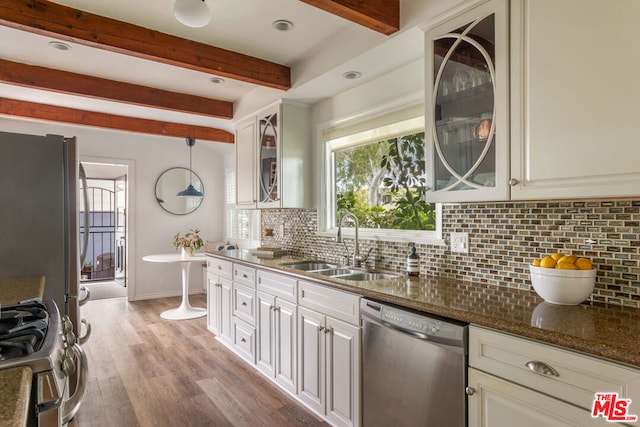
0,130 -> 86,336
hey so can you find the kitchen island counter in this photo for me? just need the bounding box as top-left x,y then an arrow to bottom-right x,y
207,250 -> 640,368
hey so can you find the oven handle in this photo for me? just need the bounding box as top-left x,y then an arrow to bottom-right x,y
61,343 -> 88,425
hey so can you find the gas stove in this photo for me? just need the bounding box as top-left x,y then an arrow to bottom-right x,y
0,299 -> 87,426
0,299 -> 49,361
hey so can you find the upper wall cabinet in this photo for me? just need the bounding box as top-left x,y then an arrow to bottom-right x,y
235,100 -> 313,209
425,0 -> 509,202
425,0 -> 640,203
509,0 -> 640,200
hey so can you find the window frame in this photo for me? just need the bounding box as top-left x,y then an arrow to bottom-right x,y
318,100 -> 444,245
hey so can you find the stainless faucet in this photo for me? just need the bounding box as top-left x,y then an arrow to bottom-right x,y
336,210 -> 372,267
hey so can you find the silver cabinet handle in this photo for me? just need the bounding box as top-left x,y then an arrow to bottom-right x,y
242,273 -> 248,278
79,319 -> 91,345
241,301 -> 247,306
78,286 -> 90,306
318,326 -> 325,332
465,386 -> 476,396
525,360 -> 559,377
325,327 -> 332,335
240,338 -> 246,343
509,178 -> 519,186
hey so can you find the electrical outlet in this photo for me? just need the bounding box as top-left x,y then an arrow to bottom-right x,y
450,232 -> 469,254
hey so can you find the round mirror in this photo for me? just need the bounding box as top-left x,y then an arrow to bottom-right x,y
155,167 -> 204,215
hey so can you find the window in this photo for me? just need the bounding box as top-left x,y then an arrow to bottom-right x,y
225,168 -> 260,247
323,104 -> 441,242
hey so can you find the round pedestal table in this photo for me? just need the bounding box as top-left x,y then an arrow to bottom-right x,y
142,253 -> 208,320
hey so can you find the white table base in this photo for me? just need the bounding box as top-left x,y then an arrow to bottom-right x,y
142,253 -> 208,320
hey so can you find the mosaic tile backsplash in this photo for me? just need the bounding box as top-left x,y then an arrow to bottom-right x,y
261,200 -> 640,308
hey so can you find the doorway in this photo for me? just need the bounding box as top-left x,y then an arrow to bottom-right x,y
80,161 -> 129,300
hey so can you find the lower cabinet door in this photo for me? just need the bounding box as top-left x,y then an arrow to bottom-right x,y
298,306 -> 325,414
275,298 -> 297,394
256,292 -> 275,377
219,278 -> 233,343
206,272 -> 219,335
468,368 -> 611,427
326,316 -> 360,427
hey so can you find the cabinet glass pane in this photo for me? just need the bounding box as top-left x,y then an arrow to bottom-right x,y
259,111 -> 278,203
432,14 -> 496,191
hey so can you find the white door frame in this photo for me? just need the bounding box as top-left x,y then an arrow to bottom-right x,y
80,155 -> 136,301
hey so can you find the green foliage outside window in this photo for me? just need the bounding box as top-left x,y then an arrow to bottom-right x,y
334,131 -> 436,230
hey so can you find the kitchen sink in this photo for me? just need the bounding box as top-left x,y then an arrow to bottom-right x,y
314,268 -> 359,277
281,261 -> 401,281
281,261 -> 339,271
338,272 -> 401,281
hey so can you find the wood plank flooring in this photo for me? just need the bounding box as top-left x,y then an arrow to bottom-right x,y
68,294 -> 329,427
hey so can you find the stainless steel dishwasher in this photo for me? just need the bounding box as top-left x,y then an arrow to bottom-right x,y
361,299 -> 468,427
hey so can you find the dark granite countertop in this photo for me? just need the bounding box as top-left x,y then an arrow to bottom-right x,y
0,366 -> 32,427
207,250 -> 640,369
0,275 -> 45,306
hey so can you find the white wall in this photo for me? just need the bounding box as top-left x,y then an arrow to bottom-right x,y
0,117 -> 233,300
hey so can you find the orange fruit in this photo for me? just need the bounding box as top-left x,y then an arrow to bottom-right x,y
539,256 -> 557,268
551,253 -> 565,261
532,259 -> 541,267
556,261 -> 578,270
575,258 -> 593,270
557,255 -> 578,265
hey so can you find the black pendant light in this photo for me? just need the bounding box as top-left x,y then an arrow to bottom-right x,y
177,138 -> 204,197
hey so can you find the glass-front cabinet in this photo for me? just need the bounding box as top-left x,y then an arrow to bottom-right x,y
235,100 -> 313,209
258,108 -> 279,205
425,0 -> 509,202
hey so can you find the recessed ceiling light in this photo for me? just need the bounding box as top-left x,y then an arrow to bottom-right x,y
272,20 -> 294,31
48,41 -> 72,51
343,71 -> 362,80
209,77 -> 225,84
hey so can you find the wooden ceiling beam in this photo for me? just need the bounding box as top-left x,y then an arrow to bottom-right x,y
0,59 -> 233,119
0,98 -> 234,143
0,0 -> 291,90
299,0 -> 399,35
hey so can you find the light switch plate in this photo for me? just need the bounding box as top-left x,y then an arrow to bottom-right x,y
451,232 -> 469,254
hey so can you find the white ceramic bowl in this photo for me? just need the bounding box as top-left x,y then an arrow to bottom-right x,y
529,265 -> 596,305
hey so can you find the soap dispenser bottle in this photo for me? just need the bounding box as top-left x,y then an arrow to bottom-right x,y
407,242 -> 420,277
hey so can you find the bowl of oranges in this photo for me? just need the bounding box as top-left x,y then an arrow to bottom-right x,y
529,253 -> 595,305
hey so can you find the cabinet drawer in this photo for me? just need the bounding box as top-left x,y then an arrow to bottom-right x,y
233,282 -> 256,326
206,257 -> 232,278
469,326 -> 640,412
233,317 -> 256,364
257,270 -> 297,303
233,264 -> 256,287
298,280 -> 360,325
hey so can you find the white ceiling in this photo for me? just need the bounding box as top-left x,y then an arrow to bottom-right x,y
0,0 -> 451,132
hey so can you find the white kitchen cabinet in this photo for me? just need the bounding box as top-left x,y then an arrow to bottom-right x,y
468,368 -> 609,427
234,99 -> 313,209
206,257 -> 233,343
425,0 -> 509,202
235,117 -> 256,206
468,326 -> 640,427
509,0 -> 640,200
257,292 -> 297,394
256,271 -> 298,394
426,0 -> 640,202
298,281 -> 361,427
232,316 -> 256,364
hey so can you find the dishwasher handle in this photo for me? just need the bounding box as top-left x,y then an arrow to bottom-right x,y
361,307 -> 466,354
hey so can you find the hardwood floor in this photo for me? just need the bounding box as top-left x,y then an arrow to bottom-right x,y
69,294 -> 329,427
